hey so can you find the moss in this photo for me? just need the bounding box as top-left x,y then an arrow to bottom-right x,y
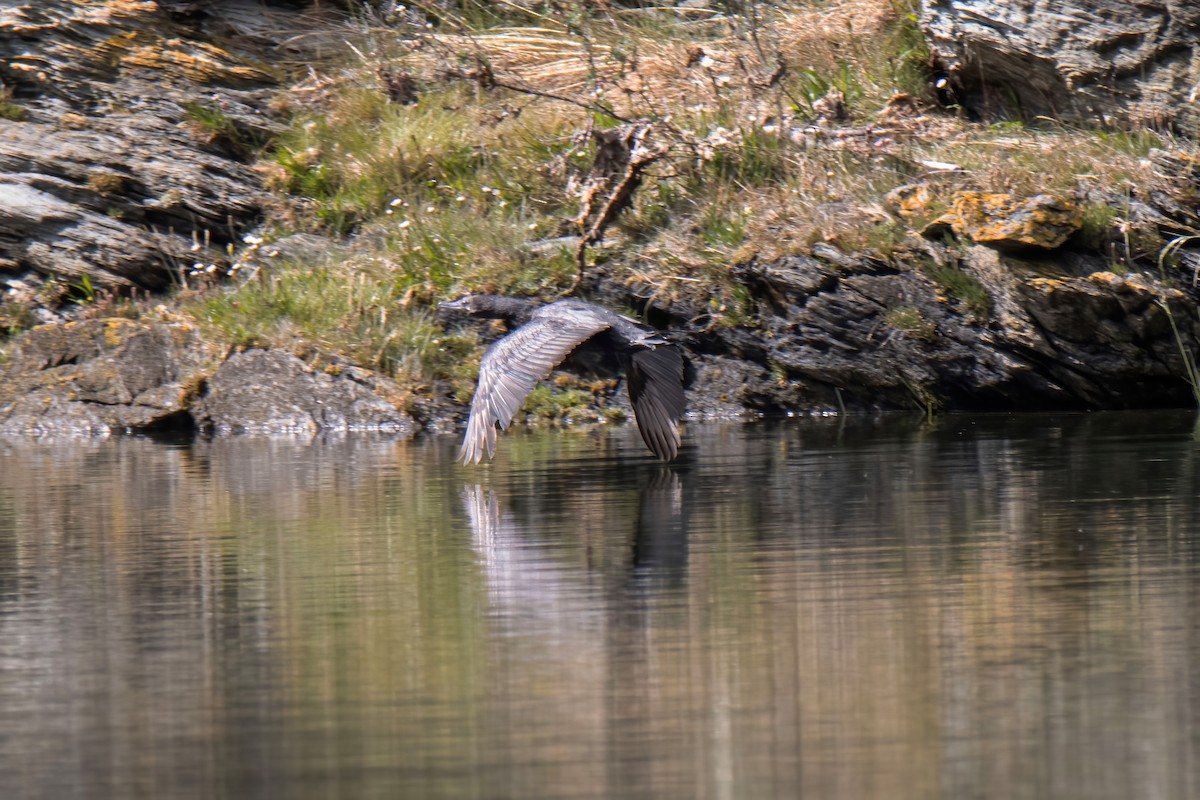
0,101 -> 25,121
522,385 -> 596,423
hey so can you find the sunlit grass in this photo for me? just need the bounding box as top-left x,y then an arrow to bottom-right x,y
186,255 -> 478,388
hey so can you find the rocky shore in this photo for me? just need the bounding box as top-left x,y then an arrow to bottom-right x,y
3,0 -> 1200,437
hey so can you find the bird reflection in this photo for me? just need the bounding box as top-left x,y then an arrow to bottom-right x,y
460,467 -> 689,622
630,468 -> 688,585
461,483 -> 596,626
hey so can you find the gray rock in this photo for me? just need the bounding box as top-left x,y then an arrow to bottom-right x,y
0,0 -> 282,290
192,349 -> 416,435
0,318 -> 207,435
923,0 -> 1200,136
719,242 -> 1200,413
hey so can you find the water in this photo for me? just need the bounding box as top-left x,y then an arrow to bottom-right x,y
1,413 -> 1199,799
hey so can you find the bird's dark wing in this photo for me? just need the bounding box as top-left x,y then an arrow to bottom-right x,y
627,344 -> 686,461
459,314 -> 611,464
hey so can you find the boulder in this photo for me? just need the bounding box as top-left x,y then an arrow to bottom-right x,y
0,0 -> 284,291
192,349 -> 416,435
0,317 -> 208,434
922,192 -> 1083,251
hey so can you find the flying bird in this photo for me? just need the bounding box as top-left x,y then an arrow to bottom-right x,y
439,294 -> 686,464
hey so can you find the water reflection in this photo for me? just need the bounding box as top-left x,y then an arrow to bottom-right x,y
0,414 -> 1198,799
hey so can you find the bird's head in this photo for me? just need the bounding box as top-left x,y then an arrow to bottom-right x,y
438,294 -> 537,323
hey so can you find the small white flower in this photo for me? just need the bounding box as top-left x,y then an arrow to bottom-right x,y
390,198 -> 403,206
399,219 -> 411,229
242,234 -> 263,245
456,195 -> 465,202
426,206 -> 436,213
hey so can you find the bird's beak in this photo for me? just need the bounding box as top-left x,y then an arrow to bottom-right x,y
438,298 -> 468,312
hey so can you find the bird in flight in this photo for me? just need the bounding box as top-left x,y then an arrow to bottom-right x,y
439,294 -> 686,464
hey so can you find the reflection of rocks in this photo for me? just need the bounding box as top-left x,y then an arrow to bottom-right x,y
192,349 -> 416,435
0,318 -> 207,434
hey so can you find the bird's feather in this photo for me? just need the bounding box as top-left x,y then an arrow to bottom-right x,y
627,345 -> 685,461
459,313 -> 612,464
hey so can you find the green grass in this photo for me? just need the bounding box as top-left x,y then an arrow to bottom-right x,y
187,257 -> 477,385
885,305 -> 936,341
924,261 -> 993,317
1077,203 -> 1119,252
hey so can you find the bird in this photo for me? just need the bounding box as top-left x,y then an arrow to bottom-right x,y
439,294 -> 686,464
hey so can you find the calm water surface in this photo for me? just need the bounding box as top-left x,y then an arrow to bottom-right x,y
2,413 -> 1199,799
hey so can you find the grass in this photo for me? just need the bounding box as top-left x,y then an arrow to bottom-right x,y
0,84 -> 24,121
0,100 -> 24,121
184,102 -> 267,157
47,0 -> 1170,416
924,261 -> 993,317
884,305 -> 936,341
186,253 -> 478,391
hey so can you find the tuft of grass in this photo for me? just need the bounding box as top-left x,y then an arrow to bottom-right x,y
87,171 -> 129,196
0,83 -> 24,121
184,102 -> 268,157
1,301 -> 36,340
1077,203 -> 1118,252
0,100 -> 24,121
924,261 -> 993,317
884,305 -> 936,341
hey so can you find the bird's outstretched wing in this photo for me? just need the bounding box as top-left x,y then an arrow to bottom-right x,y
459,314 -> 611,464
627,344 -> 686,461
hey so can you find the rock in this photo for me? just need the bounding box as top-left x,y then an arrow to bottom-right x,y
885,184 -> 936,221
0,317 -> 208,435
922,0 -> 1200,136
192,349 -> 416,435
922,192 -> 1083,251
0,0 -> 285,291
697,242 -> 1200,413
